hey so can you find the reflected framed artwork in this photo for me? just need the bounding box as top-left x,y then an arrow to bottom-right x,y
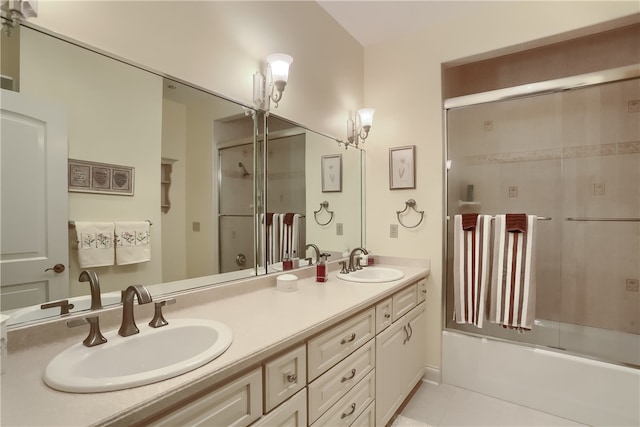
389,145 -> 416,190
321,154 -> 342,192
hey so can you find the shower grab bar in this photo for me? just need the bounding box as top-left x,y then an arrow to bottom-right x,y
69,220 -> 152,228
566,217 -> 640,222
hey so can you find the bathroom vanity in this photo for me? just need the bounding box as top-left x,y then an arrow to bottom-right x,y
1,258 -> 429,427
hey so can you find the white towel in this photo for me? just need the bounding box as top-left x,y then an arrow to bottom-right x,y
452,214 -> 492,327
489,214 -> 537,331
115,221 -> 151,265
74,222 -> 115,268
261,213 -> 280,265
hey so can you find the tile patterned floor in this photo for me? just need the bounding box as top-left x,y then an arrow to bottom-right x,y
396,382 -> 587,427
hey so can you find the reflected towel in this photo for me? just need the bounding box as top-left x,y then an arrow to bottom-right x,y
489,214 -> 537,331
74,222 -> 115,268
261,213 -> 280,264
279,213 -> 302,259
115,221 -> 151,265
453,214 -> 492,327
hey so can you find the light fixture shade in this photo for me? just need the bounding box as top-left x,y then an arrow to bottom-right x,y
266,53 -> 293,83
357,108 -> 375,128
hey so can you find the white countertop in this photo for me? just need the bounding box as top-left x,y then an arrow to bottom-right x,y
0,259 -> 429,427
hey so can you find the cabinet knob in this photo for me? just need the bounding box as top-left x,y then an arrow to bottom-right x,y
384,313 -> 391,319
286,373 -> 297,383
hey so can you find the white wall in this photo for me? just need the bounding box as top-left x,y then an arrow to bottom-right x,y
20,28 -> 163,295
363,2 -> 639,375
30,1 -> 364,139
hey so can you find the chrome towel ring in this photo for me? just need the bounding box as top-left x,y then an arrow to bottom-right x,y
397,199 -> 424,229
314,201 -> 335,226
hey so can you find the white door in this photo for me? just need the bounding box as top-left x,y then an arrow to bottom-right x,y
1,89 -> 69,310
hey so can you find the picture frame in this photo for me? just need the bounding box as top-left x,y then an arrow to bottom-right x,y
321,154 -> 342,192
68,159 -> 135,196
389,145 -> 416,190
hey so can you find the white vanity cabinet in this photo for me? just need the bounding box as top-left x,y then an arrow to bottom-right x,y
147,367 -> 263,427
375,301 -> 427,426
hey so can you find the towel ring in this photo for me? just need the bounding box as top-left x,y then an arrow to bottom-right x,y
314,201 -> 335,226
396,199 -> 424,229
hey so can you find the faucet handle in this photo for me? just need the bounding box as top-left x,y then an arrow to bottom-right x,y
339,261 -> 349,274
148,298 -> 176,328
68,316 -> 107,347
41,299 -> 75,315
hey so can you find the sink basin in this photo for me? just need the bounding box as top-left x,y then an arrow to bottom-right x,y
337,267 -> 404,283
43,318 -> 233,393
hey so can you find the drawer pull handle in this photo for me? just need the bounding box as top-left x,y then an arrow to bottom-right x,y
384,313 -> 391,319
341,403 -> 356,419
340,333 -> 356,344
286,373 -> 297,383
422,289 -> 427,293
403,325 -> 409,345
341,368 -> 357,382
407,322 -> 413,340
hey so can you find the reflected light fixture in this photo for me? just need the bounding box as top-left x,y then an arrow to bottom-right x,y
1,0 -> 38,36
340,108 -> 375,149
253,53 -> 293,111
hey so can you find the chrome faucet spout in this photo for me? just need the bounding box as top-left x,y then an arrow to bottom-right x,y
348,247 -> 369,272
305,243 -> 321,264
118,285 -> 152,337
79,270 -> 103,310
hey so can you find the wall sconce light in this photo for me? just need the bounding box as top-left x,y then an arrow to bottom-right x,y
1,0 -> 38,36
253,53 -> 293,111
340,108 -> 375,149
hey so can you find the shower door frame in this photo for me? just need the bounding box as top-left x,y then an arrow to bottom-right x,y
441,65 -> 640,366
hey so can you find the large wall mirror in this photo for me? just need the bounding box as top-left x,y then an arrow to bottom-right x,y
0,25 -> 364,327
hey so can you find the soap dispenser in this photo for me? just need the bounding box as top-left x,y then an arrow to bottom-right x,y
316,254 -> 328,283
283,253 -> 293,271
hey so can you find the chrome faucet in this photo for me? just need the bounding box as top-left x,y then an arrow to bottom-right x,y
118,285 -> 153,337
79,270 -> 103,310
348,247 -> 368,272
305,243 -> 321,264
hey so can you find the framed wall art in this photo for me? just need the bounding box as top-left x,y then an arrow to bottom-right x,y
68,159 -> 135,195
389,145 -> 416,190
321,154 -> 342,192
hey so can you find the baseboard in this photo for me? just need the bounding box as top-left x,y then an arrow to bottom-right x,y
422,364 -> 441,384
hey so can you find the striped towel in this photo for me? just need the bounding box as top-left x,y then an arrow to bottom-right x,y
453,214 -> 492,327
262,213 -> 280,264
489,214 -> 537,331
279,213 -> 301,259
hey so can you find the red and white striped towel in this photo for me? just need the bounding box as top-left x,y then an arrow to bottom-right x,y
453,214 -> 492,327
489,214 -> 537,331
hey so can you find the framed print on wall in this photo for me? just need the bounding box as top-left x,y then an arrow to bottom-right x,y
68,159 -> 135,195
389,145 -> 416,190
321,154 -> 342,192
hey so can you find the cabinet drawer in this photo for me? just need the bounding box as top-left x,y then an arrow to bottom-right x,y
375,298 -> 392,333
392,284 -> 417,322
350,401 -> 375,427
254,388 -> 307,427
308,308 -> 375,381
417,278 -> 427,303
308,339 -> 375,423
148,368 -> 262,427
264,344 -> 306,413
311,369 -> 375,427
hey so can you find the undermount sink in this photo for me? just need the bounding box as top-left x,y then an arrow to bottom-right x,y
43,318 -> 233,393
337,267 -> 405,283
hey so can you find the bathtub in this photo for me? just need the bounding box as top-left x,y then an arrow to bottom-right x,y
442,330 -> 640,426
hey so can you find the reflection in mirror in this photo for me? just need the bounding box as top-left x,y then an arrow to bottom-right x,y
1,25 -> 363,328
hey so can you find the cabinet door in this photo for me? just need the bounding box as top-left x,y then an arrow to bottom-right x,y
376,303 -> 426,426
254,388 -> 307,427
264,344 -> 306,413
149,368 -> 262,427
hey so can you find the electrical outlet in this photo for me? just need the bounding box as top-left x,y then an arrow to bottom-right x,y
508,186 -> 518,198
626,279 -> 639,292
628,99 -> 640,113
390,224 -> 398,238
483,120 -> 493,131
593,183 -> 605,196
336,223 -> 343,236
192,221 -> 200,232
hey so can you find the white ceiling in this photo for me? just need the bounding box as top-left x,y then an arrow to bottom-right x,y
316,1 -> 488,47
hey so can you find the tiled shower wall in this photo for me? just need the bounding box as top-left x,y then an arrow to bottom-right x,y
447,78 -> 639,335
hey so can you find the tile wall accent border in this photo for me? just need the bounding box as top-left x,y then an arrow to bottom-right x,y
466,141 -> 639,165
